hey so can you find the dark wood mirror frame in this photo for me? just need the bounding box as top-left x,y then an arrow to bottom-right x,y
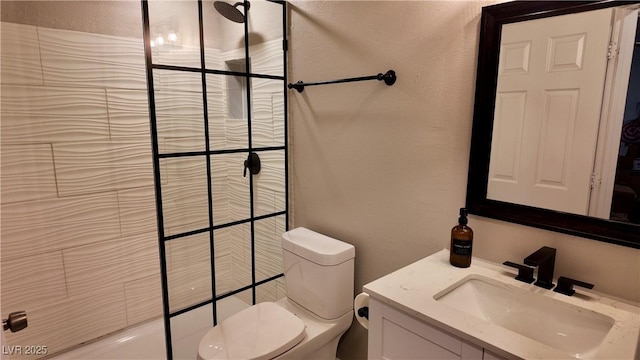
466,0 -> 640,248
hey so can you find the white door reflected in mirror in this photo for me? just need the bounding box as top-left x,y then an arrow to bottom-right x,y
487,6 -> 640,223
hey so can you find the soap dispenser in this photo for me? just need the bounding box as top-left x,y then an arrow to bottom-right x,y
450,208 -> 473,268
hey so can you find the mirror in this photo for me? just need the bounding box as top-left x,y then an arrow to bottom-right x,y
467,0 -> 640,248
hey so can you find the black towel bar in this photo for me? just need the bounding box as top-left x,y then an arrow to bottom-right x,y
288,70 -> 396,93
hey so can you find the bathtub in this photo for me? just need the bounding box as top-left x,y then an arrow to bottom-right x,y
49,297 -> 249,360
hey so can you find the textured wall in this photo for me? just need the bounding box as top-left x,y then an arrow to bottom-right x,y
0,19 -> 286,358
287,2 -> 640,360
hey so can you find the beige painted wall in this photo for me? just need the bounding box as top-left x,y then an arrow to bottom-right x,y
0,1 -> 143,38
287,2 -> 640,359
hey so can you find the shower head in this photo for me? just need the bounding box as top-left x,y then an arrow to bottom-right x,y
214,1 -> 249,23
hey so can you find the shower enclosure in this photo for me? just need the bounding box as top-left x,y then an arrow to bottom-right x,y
0,0 -> 287,359
143,0 -> 288,358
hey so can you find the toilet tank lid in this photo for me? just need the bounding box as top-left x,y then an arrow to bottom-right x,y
282,227 -> 355,265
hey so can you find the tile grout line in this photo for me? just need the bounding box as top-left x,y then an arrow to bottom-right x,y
49,143 -> 61,198
35,25 -> 46,86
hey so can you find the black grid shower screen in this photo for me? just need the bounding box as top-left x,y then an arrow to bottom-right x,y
141,1 -> 288,358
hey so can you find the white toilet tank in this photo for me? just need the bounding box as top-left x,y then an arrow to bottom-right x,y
282,228 -> 355,320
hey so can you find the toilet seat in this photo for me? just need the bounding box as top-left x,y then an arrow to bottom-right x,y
197,302 -> 306,360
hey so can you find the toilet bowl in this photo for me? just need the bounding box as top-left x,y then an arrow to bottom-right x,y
197,227 -> 355,360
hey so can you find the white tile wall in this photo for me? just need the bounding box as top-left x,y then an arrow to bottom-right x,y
214,228 -> 235,295
155,90 -> 206,143
207,88 -> 228,150
1,85 -> 110,144
161,157 -> 211,236
166,233 -> 214,312
255,216 -> 284,282
0,23 -> 44,85
0,24 -> 158,358
205,47 -> 225,71
4,285 -> 128,360
276,278 -> 287,300
249,39 -> 285,77
53,141 -> 155,196
273,92 -> 286,145
0,21 -> 285,359
256,280 -> 278,304
63,232 -> 160,296
124,275 -> 163,325
153,69 -> 202,93
231,223 -> 252,290
1,251 -> 67,310
118,186 -> 158,237
224,118 -> 249,149
252,93 -> 278,148
106,89 -> 151,140
211,153 -> 252,223
0,144 -> 58,204
0,192 -> 121,260
39,27 -> 146,89
152,46 -> 201,69
254,150 -> 286,216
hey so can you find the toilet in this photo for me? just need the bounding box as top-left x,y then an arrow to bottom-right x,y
197,227 -> 355,360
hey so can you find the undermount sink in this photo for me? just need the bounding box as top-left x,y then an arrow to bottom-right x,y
434,275 -> 615,358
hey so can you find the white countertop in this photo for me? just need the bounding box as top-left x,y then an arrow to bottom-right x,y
363,249 -> 640,360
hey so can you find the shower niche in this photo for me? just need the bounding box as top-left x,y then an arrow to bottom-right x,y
225,59 -> 250,120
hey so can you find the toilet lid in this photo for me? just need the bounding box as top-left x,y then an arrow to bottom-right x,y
198,302 -> 306,360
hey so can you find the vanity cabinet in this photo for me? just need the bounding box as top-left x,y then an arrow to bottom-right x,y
368,298 -> 506,360
363,250 -> 639,359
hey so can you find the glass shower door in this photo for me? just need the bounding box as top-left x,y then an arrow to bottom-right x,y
142,1 -> 287,358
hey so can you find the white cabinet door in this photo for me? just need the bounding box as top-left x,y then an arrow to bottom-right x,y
368,298 -> 462,360
368,298 -> 510,360
482,349 -> 507,360
461,341 -> 483,360
487,8 -> 613,215
379,319 -> 460,360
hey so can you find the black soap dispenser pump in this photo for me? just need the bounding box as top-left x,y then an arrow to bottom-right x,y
450,208 -> 473,268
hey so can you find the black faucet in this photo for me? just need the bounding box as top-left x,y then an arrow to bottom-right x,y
502,261 -> 535,283
554,276 -> 594,296
524,246 -> 556,289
